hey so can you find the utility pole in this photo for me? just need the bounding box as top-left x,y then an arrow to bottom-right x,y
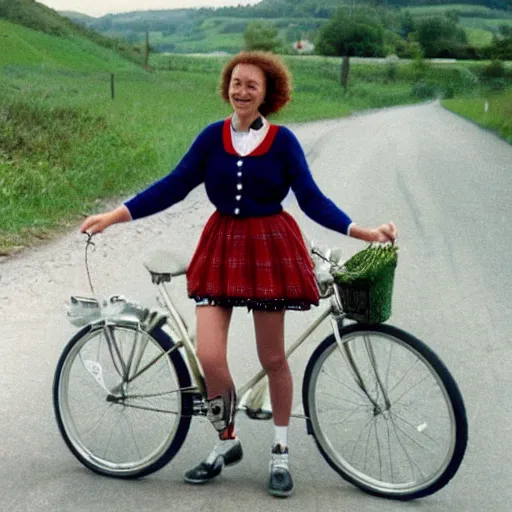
144,30 -> 150,71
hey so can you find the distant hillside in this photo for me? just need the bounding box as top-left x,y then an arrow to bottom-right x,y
253,0 -> 511,10
0,0 -> 143,64
62,0 -> 512,55
59,11 -> 96,23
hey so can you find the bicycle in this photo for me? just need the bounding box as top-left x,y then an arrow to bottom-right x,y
53,242 -> 467,501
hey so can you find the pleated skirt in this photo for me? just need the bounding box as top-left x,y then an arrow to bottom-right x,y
186,210 -> 320,311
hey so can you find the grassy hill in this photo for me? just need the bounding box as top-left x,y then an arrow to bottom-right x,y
0,0 -> 143,64
0,19 -> 140,70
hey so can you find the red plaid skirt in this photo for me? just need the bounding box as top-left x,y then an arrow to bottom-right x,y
187,211 -> 320,311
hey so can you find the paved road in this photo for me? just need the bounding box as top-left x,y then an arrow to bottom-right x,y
1,102 -> 511,512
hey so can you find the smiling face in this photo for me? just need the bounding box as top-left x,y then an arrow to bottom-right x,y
228,63 -> 266,123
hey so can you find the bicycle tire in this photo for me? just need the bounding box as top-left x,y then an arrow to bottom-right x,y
302,323 -> 467,500
53,321 -> 193,478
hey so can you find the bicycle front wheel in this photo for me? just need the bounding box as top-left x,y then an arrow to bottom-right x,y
303,323 -> 467,500
53,321 -> 193,478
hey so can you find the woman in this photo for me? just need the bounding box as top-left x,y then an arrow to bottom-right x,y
80,51 -> 396,498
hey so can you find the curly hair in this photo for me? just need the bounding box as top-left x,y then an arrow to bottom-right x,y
220,51 -> 292,117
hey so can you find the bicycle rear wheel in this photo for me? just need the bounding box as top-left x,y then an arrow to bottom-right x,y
53,321 -> 193,478
302,323 -> 467,500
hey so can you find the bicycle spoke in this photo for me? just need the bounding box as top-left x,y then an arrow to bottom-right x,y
315,389 -> 368,409
320,366 -> 368,403
389,414 -> 427,480
388,359 -> 420,396
391,409 -> 443,447
102,412 -> 120,459
363,417 -> 375,472
127,343 -> 181,384
386,419 -> 394,483
119,402 -> 181,415
385,341 -> 394,390
349,414 -> 376,463
123,389 -> 181,400
373,417 -> 383,481
120,409 -> 143,462
78,403 -> 117,441
316,401 -> 370,426
391,372 -> 433,405
133,352 -> 173,387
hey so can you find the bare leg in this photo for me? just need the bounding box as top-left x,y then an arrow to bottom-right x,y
253,309 -> 294,497
253,310 -> 291,426
184,305 -> 242,484
196,305 -> 233,398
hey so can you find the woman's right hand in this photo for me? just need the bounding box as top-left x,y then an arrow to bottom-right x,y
80,213 -> 114,235
79,205 -> 132,235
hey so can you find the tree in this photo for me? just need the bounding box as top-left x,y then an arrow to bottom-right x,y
400,10 -> 415,39
498,24 -> 512,38
486,24 -> 512,60
316,9 -> 385,91
416,17 -> 467,58
243,21 -> 281,52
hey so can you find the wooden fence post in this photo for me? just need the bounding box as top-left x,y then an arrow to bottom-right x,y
111,73 -> 115,100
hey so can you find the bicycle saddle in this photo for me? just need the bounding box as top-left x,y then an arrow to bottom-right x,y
144,250 -> 188,283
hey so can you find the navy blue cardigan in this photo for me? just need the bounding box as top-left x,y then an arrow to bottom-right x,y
125,119 -> 353,234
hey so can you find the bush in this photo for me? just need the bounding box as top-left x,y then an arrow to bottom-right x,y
485,78 -> 508,91
411,81 -> 438,99
244,20 -> 281,52
480,60 -> 506,79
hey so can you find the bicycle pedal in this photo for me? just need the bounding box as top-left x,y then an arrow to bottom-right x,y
193,396 -> 208,416
245,408 -> 273,420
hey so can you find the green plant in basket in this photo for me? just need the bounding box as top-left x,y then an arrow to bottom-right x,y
334,243 -> 398,324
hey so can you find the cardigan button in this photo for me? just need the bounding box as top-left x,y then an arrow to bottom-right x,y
237,184 -> 243,190
237,171 -> 242,177
237,160 -> 243,167
235,195 -> 241,201
234,208 -> 240,215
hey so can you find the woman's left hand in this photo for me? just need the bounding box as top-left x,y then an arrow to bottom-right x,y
350,222 -> 397,243
372,222 -> 397,243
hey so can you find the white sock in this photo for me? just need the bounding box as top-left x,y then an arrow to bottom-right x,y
274,425 -> 288,448
205,437 -> 239,465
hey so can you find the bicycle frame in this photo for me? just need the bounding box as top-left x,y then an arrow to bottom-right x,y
67,244 -> 366,418
152,273 -> 347,418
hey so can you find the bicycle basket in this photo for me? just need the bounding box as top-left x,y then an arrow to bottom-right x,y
333,243 -> 398,324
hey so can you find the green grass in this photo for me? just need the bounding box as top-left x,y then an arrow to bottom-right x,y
156,32 -> 245,54
459,17 -> 512,32
464,27 -> 494,47
442,89 -> 512,143
0,19 -> 140,70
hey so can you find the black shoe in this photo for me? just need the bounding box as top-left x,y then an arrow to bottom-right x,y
268,444 -> 294,498
184,440 -> 243,484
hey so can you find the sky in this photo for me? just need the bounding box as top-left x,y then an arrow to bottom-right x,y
38,0 -> 261,18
